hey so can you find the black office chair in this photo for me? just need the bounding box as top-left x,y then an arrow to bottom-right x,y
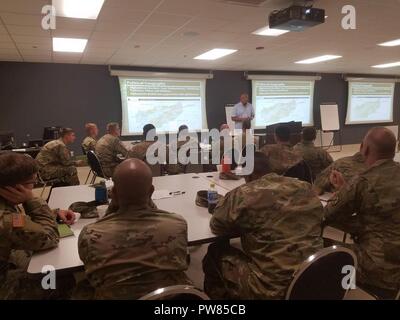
86,151 -> 106,184
284,160 -> 313,184
286,246 -> 357,300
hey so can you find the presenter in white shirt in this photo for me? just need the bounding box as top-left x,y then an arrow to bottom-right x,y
231,93 -> 255,130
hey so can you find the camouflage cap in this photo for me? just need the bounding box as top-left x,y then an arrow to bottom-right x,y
69,201 -> 99,219
219,171 -> 241,180
196,190 -> 223,208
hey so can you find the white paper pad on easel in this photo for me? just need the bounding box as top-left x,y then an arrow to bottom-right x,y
152,190 -> 173,200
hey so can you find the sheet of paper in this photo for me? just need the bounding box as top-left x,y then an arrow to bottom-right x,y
152,189 -> 173,200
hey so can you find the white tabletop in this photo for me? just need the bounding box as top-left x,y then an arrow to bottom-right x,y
197,172 -> 245,192
28,173 -> 332,274
28,173 -> 226,274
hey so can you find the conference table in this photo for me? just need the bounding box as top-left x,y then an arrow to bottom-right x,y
28,172 -> 332,274
28,173 -> 239,274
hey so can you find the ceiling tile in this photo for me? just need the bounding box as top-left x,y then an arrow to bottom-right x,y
95,21 -> 139,33
0,0 -> 48,15
90,31 -> 132,41
0,13 -> 42,26
144,12 -> 192,27
52,28 -> 92,38
104,0 -> 162,11
12,35 -> 51,46
55,17 -> 97,31
98,7 -> 150,24
7,25 -> 50,37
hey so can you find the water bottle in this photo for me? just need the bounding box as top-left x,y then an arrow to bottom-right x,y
207,183 -> 218,214
95,180 -> 108,204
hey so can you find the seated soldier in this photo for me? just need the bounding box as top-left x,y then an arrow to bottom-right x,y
294,127 -> 333,179
0,152 -> 76,299
166,124 -> 199,175
78,159 -> 190,299
95,122 -> 129,178
325,127 -> 400,299
260,125 -> 303,175
81,123 -> 99,154
203,152 -> 324,299
36,128 -> 83,186
130,124 -> 156,161
313,151 -> 366,195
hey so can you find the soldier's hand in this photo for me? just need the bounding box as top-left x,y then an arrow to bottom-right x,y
330,170 -> 346,190
57,210 -> 76,225
0,185 -> 34,205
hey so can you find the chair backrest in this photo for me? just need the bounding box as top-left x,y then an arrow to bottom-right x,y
284,160 -> 313,184
286,246 -> 357,300
139,285 -> 210,300
87,151 -> 106,178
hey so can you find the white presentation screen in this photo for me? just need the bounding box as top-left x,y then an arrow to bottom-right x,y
346,81 -> 395,124
119,77 -> 208,135
252,80 -> 315,128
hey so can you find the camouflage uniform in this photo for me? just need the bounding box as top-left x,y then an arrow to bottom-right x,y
166,138 -> 198,175
294,141 -> 333,179
260,143 -> 303,175
203,173 -> 324,299
95,134 -> 129,178
314,152 -> 366,194
81,136 -> 97,154
129,141 -> 155,161
0,197 -> 59,299
324,159 -> 400,292
78,202 -> 191,300
36,139 -> 80,186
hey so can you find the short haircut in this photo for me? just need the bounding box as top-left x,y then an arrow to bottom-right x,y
107,122 -> 120,133
178,124 -> 188,133
60,128 -> 74,138
275,125 -> 291,142
0,152 -> 38,187
242,119 -> 251,130
253,152 -> 271,176
143,123 -> 155,137
85,123 -> 97,135
241,93 -> 249,97
302,127 -> 317,142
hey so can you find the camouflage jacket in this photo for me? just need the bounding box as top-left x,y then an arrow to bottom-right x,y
211,173 -> 324,299
0,197 -> 59,273
82,136 -> 97,154
260,143 -> 303,175
36,139 -> 75,168
95,134 -> 129,177
294,141 -> 333,178
324,159 -> 400,291
129,141 -> 155,161
78,203 -> 190,299
314,152 -> 366,194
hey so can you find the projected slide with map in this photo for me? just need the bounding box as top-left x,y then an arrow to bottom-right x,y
346,82 -> 394,124
252,80 -> 315,128
119,78 -> 207,135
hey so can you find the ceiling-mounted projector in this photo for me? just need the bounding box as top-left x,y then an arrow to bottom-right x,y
269,5 -> 325,32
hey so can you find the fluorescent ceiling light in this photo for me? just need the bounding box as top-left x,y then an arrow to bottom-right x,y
372,61 -> 400,69
295,55 -> 342,64
53,0 -> 105,19
252,26 -> 289,36
378,39 -> 400,47
194,48 -> 237,60
53,37 -> 88,53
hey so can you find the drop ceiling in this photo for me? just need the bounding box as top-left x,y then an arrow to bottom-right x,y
0,0 -> 399,74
